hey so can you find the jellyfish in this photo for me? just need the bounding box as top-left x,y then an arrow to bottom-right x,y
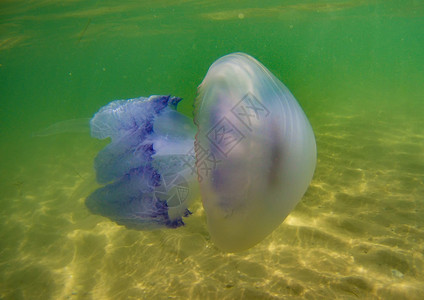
86,95 -> 199,229
194,53 -> 316,251
86,53 -> 316,252
32,118 -> 90,137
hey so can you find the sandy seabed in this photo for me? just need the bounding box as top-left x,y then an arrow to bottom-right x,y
0,104 -> 423,300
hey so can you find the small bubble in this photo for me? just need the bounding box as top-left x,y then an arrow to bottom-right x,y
238,13 -> 245,19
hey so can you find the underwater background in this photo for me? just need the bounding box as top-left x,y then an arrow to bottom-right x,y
1,0 -> 423,299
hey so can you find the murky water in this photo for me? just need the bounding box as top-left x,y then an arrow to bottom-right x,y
1,1 -> 423,299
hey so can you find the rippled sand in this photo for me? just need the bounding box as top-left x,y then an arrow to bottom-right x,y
0,102 -> 423,299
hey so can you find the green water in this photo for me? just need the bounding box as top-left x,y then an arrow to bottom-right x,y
1,0 -> 423,299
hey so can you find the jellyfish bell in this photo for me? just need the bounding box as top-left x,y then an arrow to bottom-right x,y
194,53 -> 316,252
